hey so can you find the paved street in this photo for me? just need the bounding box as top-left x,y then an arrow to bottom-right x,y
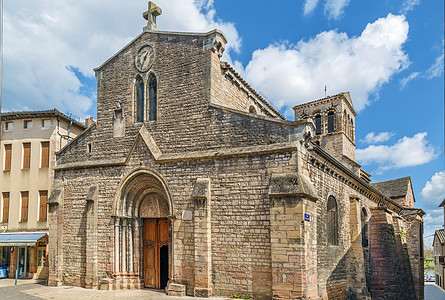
425,282 -> 445,300
0,279 -> 229,300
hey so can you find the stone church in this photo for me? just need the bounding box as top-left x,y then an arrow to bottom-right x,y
47,3 -> 425,299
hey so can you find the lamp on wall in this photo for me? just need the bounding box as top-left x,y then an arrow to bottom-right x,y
10,247 -> 14,253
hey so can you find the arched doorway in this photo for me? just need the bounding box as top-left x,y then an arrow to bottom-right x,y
113,169 -> 174,289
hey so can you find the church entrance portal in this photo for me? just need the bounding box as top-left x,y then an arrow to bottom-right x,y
143,218 -> 169,289
113,170 -> 174,290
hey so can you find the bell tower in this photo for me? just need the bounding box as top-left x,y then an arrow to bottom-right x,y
294,92 -> 357,168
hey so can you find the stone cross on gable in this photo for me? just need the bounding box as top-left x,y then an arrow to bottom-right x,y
143,2 -> 162,31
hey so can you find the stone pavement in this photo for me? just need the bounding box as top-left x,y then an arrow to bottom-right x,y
0,279 -> 230,300
424,282 -> 445,300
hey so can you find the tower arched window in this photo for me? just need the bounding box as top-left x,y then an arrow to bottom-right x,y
315,114 -> 322,135
327,196 -> 338,245
136,77 -> 145,122
148,73 -> 157,121
361,207 -> 368,248
327,111 -> 335,133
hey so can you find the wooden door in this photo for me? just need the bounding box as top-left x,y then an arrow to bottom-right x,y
143,218 -> 169,289
36,246 -> 47,279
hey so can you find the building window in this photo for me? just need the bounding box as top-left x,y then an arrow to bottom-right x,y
4,121 -> 13,131
39,191 -> 48,222
42,119 -> 51,128
20,191 -> 29,222
327,111 -> 335,133
41,141 -> 50,168
2,192 -> 9,223
87,142 -> 92,154
315,114 -> 322,135
148,73 -> 157,121
249,106 -> 257,114
22,142 -> 31,169
136,77 -> 145,122
24,120 -> 33,129
4,144 -> 12,171
361,207 -> 368,248
327,195 -> 338,245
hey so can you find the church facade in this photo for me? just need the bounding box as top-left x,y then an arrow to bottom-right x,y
47,3 -> 424,299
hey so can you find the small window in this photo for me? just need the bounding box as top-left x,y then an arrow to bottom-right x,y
4,121 -> 13,131
20,191 -> 29,222
39,191 -> 48,222
23,142 -> 31,169
24,120 -> 33,129
41,141 -> 50,168
87,142 -> 92,154
136,77 -> 145,122
2,192 -> 10,223
4,144 -> 12,171
361,208 -> 368,248
327,111 -> 335,133
327,195 -> 338,245
315,114 -> 322,135
249,106 -> 257,114
148,73 -> 157,121
42,119 -> 51,128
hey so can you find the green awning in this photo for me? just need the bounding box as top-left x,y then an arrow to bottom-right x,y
0,232 -> 48,246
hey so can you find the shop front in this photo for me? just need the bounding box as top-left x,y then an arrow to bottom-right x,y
0,232 -> 48,280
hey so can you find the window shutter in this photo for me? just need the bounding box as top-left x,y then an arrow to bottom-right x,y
39,191 -> 48,221
23,143 -> 31,169
4,144 -> 11,171
41,142 -> 49,168
21,191 -> 29,222
2,192 -> 9,222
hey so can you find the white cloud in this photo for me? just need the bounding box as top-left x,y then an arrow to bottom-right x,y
356,132 -> 437,172
399,51 -> 444,88
324,0 -> 351,20
400,0 -> 421,14
421,171 -> 445,247
236,14 -> 409,117
362,131 -> 395,144
422,171 -> 445,206
400,72 -> 420,89
304,0 -> 320,15
425,52 -> 444,79
2,0 -> 241,118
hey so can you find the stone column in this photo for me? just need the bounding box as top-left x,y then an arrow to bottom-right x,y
114,218 -> 120,274
268,172 -> 318,300
368,207 -> 416,300
85,186 -> 98,289
129,220 -> 134,273
347,196 -> 369,299
122,219 -> 127,273
47,187 -> 63,286
192,178 -> 212,297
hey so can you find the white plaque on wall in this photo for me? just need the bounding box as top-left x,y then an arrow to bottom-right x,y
182,210 -> 193,221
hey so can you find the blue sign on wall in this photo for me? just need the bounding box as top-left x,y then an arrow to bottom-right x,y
304,214 -> 310,222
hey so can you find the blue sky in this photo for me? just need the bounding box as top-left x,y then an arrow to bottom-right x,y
1,0 -> 444,245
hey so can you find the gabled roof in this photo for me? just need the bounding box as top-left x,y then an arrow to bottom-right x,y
439,198 -> 445,207
1,109 -> 86,129
435,229 -> 445,245
220,62 -> 285,120
371,176 -> 412,199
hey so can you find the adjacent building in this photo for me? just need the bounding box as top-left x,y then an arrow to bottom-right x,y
45,3 -> 424,299
433,200 -> 445,289
0,110 -> 85,279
